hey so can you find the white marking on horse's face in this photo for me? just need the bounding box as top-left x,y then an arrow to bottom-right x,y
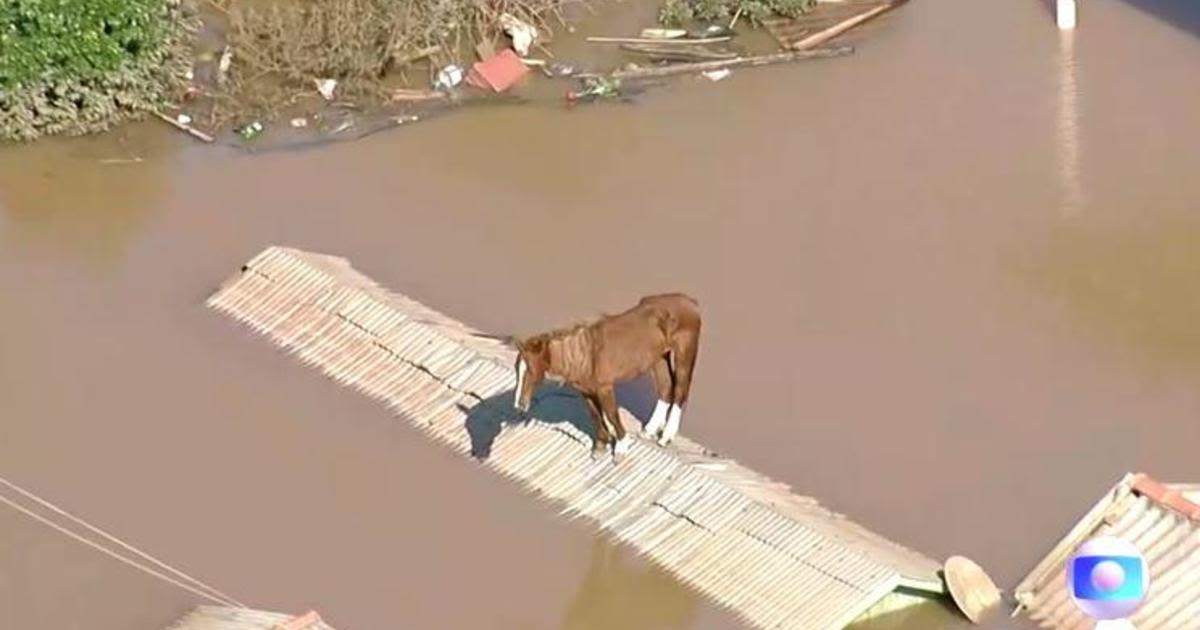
514,358 -> 528,411
659,406 -> 683,446
644,400 -> 670,436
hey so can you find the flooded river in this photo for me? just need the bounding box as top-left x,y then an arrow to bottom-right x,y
3,0 -> 1200,628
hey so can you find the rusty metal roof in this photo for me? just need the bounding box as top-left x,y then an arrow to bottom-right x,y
1014,472 -> 1200,629
208,246 -> 947,630
165,607 -> 334,630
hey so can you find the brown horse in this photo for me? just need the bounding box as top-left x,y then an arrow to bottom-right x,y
513,293 -> 701,459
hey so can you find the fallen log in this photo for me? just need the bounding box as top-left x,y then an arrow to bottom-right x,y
153,111 -> 215,143
391,88 -> 449,101
620,43 -> 739,61
791,0 -> 907,51
587,36 -> 732,45
599,45 -> 853,81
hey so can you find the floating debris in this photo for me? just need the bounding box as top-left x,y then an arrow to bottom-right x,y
315,79 -> 338,100
588,35 -> 731,45
155,111 -> 215,144
434,65 -> 465,90
566,76 -> 622,104
176,113 -> 193,125
467,50 -> 530,92
236,121 -> 264,141
544,62 -> 578,78
290,117 -> 309,128
500,13 -> 538,56
622,44 -> 738,61
328,118 -> 355,135
689,24 -> 736,39
702,68 -> 732,81
216,46 -> 233,87
641,27 -> 688,39
391,89 -> 449,101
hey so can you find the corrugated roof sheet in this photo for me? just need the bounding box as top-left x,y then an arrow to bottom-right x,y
1014,472 -> 1200,630
207,246 -> 947,630
165,607 -> 335,630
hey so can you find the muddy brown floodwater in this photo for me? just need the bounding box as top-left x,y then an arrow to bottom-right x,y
3,0 -> 1200,629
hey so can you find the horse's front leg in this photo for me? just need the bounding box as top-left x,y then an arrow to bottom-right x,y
644,354 -> 675,439
597,386 -> 631,461
582,393 -> 611,459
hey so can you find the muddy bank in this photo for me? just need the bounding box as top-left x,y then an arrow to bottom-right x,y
3,0 -> 1200,629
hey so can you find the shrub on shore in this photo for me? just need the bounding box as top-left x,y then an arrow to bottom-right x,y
0,0 -> 192,141
659,0 -> 815,27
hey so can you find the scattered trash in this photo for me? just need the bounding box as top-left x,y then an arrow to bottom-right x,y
393,114 -> 420,125
184,68 -> 195,81
290,117 -> 309,128
434,64 -> 465,90
702,68 -> 732,81
236,121 -> 265,141
690,24 -> 736,39
544,62 -> 578,78
566,76 -> 622,104
154,111 -> 215,143
176,113 -> 193,125
315,78 -> 338,100
521,58 -> 547,67
466,49 -> 530,93
640,28 -> 687,39
216,46 -> 233,86
499,13 -> 538,56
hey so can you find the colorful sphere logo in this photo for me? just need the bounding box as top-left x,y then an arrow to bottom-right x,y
1066,536 -> 1149,620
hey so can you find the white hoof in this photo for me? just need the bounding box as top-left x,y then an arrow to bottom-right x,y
614,435 -> 633,457
644,400 -> 670,436
658,406 -> 682,446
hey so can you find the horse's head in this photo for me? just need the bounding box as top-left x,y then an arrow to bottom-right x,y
514,335 -> 549,413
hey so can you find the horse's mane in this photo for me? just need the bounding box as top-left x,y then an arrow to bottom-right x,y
532,318 -> 599,382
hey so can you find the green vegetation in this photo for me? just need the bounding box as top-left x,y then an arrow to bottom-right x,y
0,0 -> 192,141
658,0 -> 815,27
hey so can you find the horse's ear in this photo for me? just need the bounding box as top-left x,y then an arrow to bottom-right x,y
525,337 -> 546,354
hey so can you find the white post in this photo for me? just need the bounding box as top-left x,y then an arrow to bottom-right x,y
1057,0 -> 1077,30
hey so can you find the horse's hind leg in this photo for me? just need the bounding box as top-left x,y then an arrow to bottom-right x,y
583,393 -> 612,459
597,386 -> 631,461
661,329 -> 699,446
644,354 -> 675,439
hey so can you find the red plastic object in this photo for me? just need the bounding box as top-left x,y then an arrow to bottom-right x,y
467,49 -> 530,93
